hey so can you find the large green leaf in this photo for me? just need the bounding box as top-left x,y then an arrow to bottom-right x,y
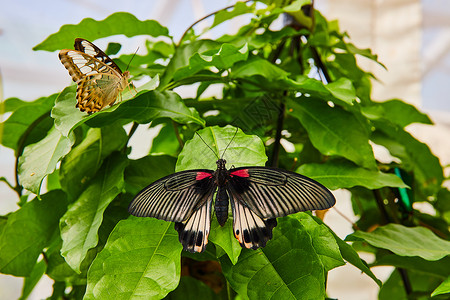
84,217 -> 182,299
209,218 -> 242,265
371,122 -> 443,196
375,255 -> 450,279
176,125 -> 267,171
361,99 -> 432,127
0,190 -> 67,276
220,217 -> 326,299
85,90 -> 205,127
165,276 -> 217,300
59,125 -> 128,199
18,126 -> 75,194
60,153 -> 128,272
1,94 -> 56,150
19,259 -> 46,300
34,12 -> 170,51
432,276 -> 450,297
297,160 -> 408,190
173,43 -> 249,80
292,213 -> 344,272
309,214 -> 382,286
211,1 -> 256,28
347,224 -> 450,261
288,98 -> 376,169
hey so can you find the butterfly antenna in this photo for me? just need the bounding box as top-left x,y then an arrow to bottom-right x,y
196,132 -> 220,160
221,127 -> 239,159
125,47 -> 139,71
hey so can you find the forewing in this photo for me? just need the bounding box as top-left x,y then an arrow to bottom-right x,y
128,170 -> 216,222
74,38 -> 123,73
227,167 -> 335,219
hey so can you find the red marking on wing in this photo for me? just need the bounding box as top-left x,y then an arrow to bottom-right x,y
196,172 -> 212,180
230,169 -> 249,178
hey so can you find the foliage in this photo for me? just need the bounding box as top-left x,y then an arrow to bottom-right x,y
1,1 -> 449,299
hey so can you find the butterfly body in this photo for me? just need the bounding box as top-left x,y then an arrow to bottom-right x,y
129,157 -> 335,253
59,38 -> 132,114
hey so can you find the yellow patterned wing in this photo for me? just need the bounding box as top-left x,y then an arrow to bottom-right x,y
59,39 -> 131,114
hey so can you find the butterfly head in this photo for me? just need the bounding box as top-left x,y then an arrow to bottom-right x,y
216,159 -> 227,170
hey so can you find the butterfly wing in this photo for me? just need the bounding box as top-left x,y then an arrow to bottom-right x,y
59,44 -> 129,113
129,170 -> 217,253
74,38 -> 123,73
226,167 -> 335,249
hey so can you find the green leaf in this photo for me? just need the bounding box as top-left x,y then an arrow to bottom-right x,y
361,99 -> 432,127
297,160 -> 408,190
432,276 -> 450,297
85,90 -> 205,127
0,190 -> 67,276
211,1 -> 256,28
84,217 -> 182,299
59,125 -> 128,199
60,152 -> 128,272
311,215 -> 382,286
347,224 -> 450,261
375,255 -> 450,279
292,214 -> 344,271
161,40 -> 220,87
220,217 -> 325,299
149,123 -> 180,156
231,56 -> 290,82
173,43 -> 249,80
1,94 -> 56,150
324,78 -> 356,105
19,259 -> 46,300
34,12 -> 170,51
209,218 -> 242,265
288,98 -> 376,169
371,122 -> 443,196
166,276 -> 217,300
18,127 -> 75,194
125,155 -> 177,193
176,125 -> 267,171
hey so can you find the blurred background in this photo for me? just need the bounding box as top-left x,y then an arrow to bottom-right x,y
0,0 -> 449,299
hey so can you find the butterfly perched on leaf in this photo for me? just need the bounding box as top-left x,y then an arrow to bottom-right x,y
59,38 -> 133,114
129,126 -> 336,253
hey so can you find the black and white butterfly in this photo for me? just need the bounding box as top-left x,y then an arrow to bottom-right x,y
129,133 -> 335,253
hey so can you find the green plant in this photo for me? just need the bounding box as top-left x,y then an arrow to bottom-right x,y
1,1 -> 449,299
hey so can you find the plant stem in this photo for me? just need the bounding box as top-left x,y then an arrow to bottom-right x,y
172,121 -> 184,148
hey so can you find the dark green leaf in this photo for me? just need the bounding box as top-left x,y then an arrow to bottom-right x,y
125,155 -> 177,193
0,190 -> 67,276
297,160 -> 408,190
149,123 -> 180,156
18,127 -> 75,194
348,224 -> 450,261
220,217 -> 326,299
173,43 -> 249,80
59,125 -> 127,199
288,98 -> 375,169
166,276 -> 218,300
34,12 -> 170,51
1,94 -> 56,150
19,259 -> 46,300
60,153 -> 128,272
375,255 -> 450,279
361,99 -> 432,127
86,90 -> 205,127
371,123 -> 443,196
84,217 -> 182,299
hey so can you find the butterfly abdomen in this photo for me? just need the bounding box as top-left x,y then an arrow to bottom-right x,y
215,187 -> 229,226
